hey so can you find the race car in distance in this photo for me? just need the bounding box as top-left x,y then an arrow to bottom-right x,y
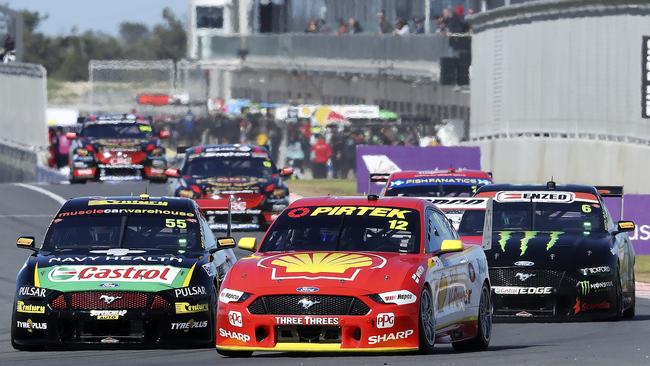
216,196 -> 492,356
467,183 -> 636,320
166,144 -> 293,231
67,115 -> 170,183
11,195 -> 237,349
373,169 -> 493,198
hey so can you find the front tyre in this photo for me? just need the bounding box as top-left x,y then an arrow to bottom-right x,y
623,273 -> 635,319
452,282 -> 492,352
418,286 -> 436,354
610,268 -> 624,321
216,349 -> 253,358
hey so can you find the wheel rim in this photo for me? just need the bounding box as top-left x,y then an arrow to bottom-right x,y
479,286 -> 492,341
420,289 -> 435,345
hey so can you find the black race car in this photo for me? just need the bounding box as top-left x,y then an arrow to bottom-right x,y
465,183 -> 636,320
166,144 -> 293,231
11,195 -> 237,349
67,115 -> 169,183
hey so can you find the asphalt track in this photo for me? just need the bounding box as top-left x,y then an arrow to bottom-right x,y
1,181 -> 650,365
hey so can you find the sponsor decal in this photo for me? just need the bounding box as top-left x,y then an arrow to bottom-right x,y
57,208 -> 195,218
46,265 -> 181,285
579,266 -> 611,276
368,329 -> 414,345
495,191 -> 576,203
296,286 -> 320,293
573,298 -> 611,314
219,289 -> 245,303
100,337 -> 119,344
100,294 -> 122,304
379,290 -> 417,305
298,298 -> 320,309
258,252 -> 386,281
412,266 -> 425,284
515,272 -> 536,282
19,287 -> 46,297
228,311 -> 243,327
577,281 -> 614,295
100,283 -> 119,288
175,302 -> 209,314
90,310 -> 127,320
305,206 -> 411,218
514,261 -> 535,267
16,319 -> 47,332
175,286 -> 206,297
219,328 -> 251,343
392,177 -> 490,187
376,313 -> 395,329
515,311 -> 533,318
171,319 -> 208,331
497,231 -> 564,256
468,262 -> 476,283
275,316 -> 340,325
88,200 -> 168,206
492,286 -> 552,295
16,301 -> 45,314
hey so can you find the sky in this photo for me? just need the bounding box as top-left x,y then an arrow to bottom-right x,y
4,0 -> 187,36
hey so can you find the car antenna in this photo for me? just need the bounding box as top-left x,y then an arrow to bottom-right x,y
547,176 -> 556,190
226,194 -> 233,237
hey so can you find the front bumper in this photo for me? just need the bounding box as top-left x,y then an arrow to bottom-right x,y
70,158 -> 167,182
215,295 -> 420,353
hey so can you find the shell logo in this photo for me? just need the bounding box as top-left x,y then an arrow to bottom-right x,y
259,252 -> 386,281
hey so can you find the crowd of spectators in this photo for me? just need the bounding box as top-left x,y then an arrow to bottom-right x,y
304,6 -> 472,37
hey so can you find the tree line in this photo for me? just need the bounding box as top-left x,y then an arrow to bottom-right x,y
22,7 -> 186,81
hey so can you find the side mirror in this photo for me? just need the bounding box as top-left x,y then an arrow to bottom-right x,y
238,237 -> 257,252
439,239 -> 464,254
164,168 -> 180,178
214,237 -> 236,251
614,221 -> 635,235
279,167 -> 293,177
159,130 -> 170,139
17,236 -> 37,251
65,132 -> 77,140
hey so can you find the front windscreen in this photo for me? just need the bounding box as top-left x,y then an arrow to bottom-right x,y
260,206 -> 421,253
458,201 -> 604,235
183,157 -> 276,178
385,185 -> 477,197
81,123 -> 152,139
43,209 -> 201,254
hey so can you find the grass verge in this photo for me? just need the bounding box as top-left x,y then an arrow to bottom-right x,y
636,255 -> 650,283
285,179 -> 357,197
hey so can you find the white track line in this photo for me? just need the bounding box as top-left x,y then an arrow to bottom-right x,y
0,214 -> 53,218
637,282 -> 650,300
14,183 -> 67,206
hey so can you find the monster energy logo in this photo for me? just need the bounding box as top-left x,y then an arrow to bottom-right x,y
577,281 -> 590,295
496,231 -> 564,256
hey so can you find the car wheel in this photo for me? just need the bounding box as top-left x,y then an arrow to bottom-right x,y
623,274 -> 635,319
418,286 -> 436,354
216,349 -> 253,358
611,268 -> 624,321
452,282 -> 492,352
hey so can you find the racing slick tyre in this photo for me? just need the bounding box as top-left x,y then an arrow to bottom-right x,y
418,286 -> 436,354
623,274 -> 635,319
216,349 -> 253,358
610,268 -> 624,321
69,178 -> 87,184
452,282 -> 492,352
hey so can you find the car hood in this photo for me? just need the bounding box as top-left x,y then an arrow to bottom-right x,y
223,251 -> 423,294
88,138 -> 149,150
34,253 -> 197,292
195,176 -> 268,194
484,231 -> 614,269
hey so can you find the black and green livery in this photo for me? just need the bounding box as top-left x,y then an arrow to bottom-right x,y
11,195 -> 237,349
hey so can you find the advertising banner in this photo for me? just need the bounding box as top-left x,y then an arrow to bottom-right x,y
355,145 -> 482,194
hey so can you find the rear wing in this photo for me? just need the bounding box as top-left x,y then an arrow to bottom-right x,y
369,173 -> 391,183
176,146 -> 190,154
595,186 -> 623,198
427,197 -> 489,211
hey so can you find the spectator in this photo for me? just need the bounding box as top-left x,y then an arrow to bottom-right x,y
376,10 -> 392,34
394,18 -> 410,36
336,18 -> 347,36
305,19 -> 318,33
55,127 -> 70,169
318,18 -> 332,33
348,17 -> 363,34
413,17 -> 425,34
311,134 -> 332,179
3,35 -> 15,52
285,135 -> 305,177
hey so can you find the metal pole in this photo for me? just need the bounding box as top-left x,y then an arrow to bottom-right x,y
424,0 -> 431,34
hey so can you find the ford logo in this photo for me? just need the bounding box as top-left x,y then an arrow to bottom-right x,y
296,287 -> 319,293
99,283 -> 119,288
514,261 -> 535,267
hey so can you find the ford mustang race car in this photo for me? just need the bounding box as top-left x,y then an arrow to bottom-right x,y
373,169 -> 493,198
11,195 -> 237,349
67,116 -> 169,183
466,183 -> 636,320
215,196 -> 492,356
166,144 -> 293,231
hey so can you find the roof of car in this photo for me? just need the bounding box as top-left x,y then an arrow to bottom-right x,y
476,184 -> 599,195
60,195 -> 196,212
184,144 -> 269,157
388,169 -> 492,180
288,196 -> 431,211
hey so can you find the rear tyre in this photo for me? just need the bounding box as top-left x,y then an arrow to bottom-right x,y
452,283 -> 492,352
610,269 -> 624,321
418,286 -> 436,354
623,274 -> 636,319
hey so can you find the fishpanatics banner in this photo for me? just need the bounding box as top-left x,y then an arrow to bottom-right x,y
355,145 -> 482,194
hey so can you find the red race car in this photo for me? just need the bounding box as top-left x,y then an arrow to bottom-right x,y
215,196 -> 492,356
374,169 -> 493,198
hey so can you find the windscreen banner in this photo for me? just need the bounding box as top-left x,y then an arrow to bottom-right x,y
355,145 -> 482,194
